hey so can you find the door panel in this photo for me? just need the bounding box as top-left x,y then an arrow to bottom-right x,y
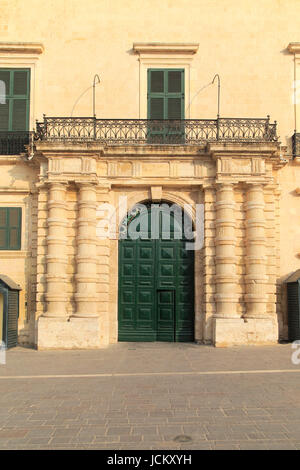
157,290 -> 175,342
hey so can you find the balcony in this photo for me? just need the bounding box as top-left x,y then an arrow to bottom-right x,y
0,117 -> 278,155
35,116 -> 278,146
0,131 -> 31,155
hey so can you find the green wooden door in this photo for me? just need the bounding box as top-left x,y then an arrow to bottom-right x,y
118,203 -> 194,342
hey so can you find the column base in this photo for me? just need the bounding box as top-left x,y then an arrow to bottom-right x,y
36,316 -> 108,350
213,317 -> 278,347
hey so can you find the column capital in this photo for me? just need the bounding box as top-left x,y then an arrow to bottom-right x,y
47,181 -> 68,190
202,183 -> 214,190
244,182 -> 266,189
214,182 -> 235,189
75,181 -> 98,189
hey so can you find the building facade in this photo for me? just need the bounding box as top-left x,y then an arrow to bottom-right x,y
0,0 -> 300,348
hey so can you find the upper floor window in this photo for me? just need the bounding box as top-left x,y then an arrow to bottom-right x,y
147,69 -> 185,143
147,69 -> 185,120
0,68 -> 30,132
0,208 -> 22,250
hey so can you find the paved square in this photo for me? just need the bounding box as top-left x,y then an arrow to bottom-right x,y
0,343 -> 300,449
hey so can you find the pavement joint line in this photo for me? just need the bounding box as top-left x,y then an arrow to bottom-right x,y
0,369 -> 300,379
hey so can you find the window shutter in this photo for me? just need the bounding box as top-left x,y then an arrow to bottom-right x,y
0,70 -> 10,96
147,69 -> 184,142
8,208 -> 21,250
150,70 -> 164,93
167,69 -> 184,120
7,290 -> 19,349
13,71 -> 28,95
0,208 -> 21,250
0,69 -> 30,132
148,70 -> 165,120
0,208 -> 8,249
167,98 -> 182,119
149,98 -> 164,119
12,100 -> 27,130
148,69 -> 184,120
168,71 -> 182,93
0,101 -> 9,131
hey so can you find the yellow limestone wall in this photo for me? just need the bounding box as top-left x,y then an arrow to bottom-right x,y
0,0 -> 298,145
0,0 -> 299,346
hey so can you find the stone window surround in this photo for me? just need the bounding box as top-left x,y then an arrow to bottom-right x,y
133,43 -> 199,119
0,42 -> 44,130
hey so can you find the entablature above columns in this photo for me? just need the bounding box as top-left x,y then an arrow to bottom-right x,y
208,142 -> 281,184
33,140 -> 284,187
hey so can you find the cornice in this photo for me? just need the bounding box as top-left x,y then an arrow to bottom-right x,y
0,42 -> 44,55
133,43 -> 199,55
287,43 -> 300,54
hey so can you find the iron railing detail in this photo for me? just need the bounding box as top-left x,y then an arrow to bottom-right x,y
35,116 -> 278,145
0,132 -> 32,155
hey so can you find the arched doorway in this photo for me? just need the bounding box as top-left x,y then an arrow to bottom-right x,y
118,201 -> 195,342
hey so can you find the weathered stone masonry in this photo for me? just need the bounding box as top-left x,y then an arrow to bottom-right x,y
26,141 -> 284,348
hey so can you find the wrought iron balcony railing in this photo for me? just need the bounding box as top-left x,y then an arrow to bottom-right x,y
35,116 -> 278,145
0,131 -> 31,155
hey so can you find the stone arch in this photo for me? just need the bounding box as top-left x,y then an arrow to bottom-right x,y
115,189 -> 198,238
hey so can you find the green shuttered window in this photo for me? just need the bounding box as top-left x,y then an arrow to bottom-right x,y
0,208 -> 22,250
0,69 -> 30,131
147,69 -> 184,143
147,69 -> 184,120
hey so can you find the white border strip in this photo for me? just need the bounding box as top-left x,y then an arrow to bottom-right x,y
0,369 -> 300,379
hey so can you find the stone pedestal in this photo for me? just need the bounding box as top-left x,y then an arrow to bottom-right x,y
213,317 -> 278,347
37,317 -> 103,349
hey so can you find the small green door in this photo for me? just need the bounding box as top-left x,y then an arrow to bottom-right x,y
118,202 -> 194,342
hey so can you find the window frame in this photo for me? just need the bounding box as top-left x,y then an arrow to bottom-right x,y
0,207 -> 22,251
0,68 -> 31,132
147,68 -> 185,120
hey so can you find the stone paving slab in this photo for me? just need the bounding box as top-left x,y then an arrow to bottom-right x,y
0,342 -> 299,450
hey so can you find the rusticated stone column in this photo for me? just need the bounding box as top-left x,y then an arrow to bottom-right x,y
73,183 -> 98,318
244,183 -> 268,318
214,183 -> 238,318
44,182 -> 68,318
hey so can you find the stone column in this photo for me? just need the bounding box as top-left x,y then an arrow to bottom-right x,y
244,183 -> 268,318
202,185 -> 216,343
73,183 -> 98,318
214,183 -> 238,318
44,182 -> 68,318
